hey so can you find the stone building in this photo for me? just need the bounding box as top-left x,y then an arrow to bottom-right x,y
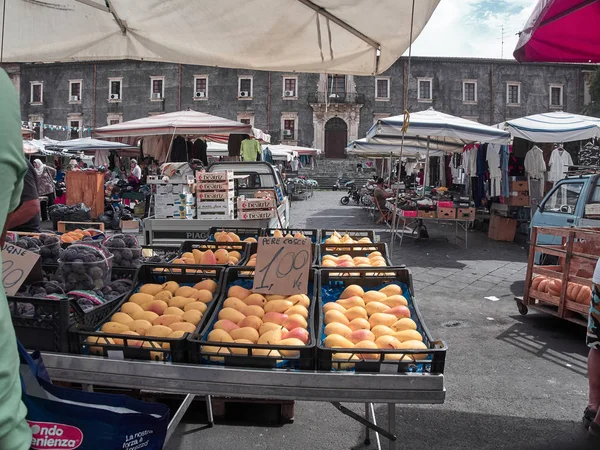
6,57 -> 595,158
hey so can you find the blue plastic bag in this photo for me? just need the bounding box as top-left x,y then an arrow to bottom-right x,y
19,342 -> 170,450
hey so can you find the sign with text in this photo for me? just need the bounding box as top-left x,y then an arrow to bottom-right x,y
252,237 -> 311,295
2,242 -> 42,296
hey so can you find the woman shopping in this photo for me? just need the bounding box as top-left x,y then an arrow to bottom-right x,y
33,158 -> 56,203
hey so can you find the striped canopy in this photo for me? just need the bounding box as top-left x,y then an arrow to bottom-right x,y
346,138 -> 448,157
504,111 -> 600,143
366,108 -> 511,145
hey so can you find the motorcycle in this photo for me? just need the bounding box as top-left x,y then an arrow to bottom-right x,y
340,185 -> 360,205
333,178 -> 355,191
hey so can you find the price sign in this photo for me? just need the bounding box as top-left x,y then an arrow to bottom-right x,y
252,237 -> 311,295
2,243 -> 42,296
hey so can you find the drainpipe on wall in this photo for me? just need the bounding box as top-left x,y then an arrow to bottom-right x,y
93,64 -> 97,129
178,64 -> 182,111
489,63 -> 494,125
267,71 -> 271,134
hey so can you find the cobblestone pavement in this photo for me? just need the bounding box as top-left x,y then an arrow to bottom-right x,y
169,191 -> 595,450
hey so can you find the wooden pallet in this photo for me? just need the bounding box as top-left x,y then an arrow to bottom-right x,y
57,221 -> 105,232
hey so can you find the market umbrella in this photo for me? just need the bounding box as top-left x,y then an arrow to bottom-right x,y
514,0 -> 600,63
0,0 -> 440,76
93,110 -> 252,141
46,137 -> 139,152
502,111 -> 600,143
346,138 -> 454,158
205,128 -> 271,145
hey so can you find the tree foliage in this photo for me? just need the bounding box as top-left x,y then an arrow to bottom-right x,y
584,68 -> 600,117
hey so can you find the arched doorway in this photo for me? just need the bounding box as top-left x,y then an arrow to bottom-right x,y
324,117 -> 348,158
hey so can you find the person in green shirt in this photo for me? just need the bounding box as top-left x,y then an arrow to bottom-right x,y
0,68 -> 32,450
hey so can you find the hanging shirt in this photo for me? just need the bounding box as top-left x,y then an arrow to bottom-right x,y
524,146 -> 547,180
240,139 -> 262,161
486,143 -> 502,197
548,148 -> 573,182
499,145 -> 510,198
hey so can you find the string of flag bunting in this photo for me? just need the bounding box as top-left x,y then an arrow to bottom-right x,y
22,121 -> 93,133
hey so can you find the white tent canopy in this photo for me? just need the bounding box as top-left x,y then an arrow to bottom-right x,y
0,0 -> 440,76
346,139 -> 446,157
266,144 -> 320,156
503,111 -> 600,143
93,110 -> 252,141
206,142 -> 294,162
366,108 -> 511,145
46,137 -> 138,152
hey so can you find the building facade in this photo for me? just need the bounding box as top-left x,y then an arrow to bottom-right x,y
5,57 -> 595,158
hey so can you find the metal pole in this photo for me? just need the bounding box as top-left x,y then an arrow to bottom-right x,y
388,403 -> 397,450
422,137 -> 430,197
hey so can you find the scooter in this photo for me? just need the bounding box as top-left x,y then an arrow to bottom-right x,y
333,178 -> 355,191
340,185 -> 360,205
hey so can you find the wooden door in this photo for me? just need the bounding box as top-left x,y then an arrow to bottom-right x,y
325,117 -> 348,158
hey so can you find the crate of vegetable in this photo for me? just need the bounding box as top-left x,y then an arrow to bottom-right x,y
317,268 -> 447,373
72,264 -> 225,362
189,266 -> 317,369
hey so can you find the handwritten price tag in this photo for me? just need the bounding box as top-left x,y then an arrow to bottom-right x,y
2,243 -> 42,296
252,237 -> 311,295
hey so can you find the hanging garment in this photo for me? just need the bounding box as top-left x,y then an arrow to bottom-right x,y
467,146 -> 478,176
170,136 -> 188,162
487,143 -> 502,198
499,145 -> 510,199
240,138 -> 262,161
445,155 -> 453,187
262,147 -> 274,164
579,141 -> 600,167
548,147 -> 573,182
228,134 -> 248,157
475,144 -> 487,207
186,139 -> 194,160
524,145 -> 546,205
193,139 -> 208,166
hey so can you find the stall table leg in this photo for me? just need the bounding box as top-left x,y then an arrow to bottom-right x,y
388,403 -> 397,450
164,394 -> 196,447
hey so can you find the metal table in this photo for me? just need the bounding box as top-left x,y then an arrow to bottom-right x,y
42,353 -> 445,450
387,203 -> 471,249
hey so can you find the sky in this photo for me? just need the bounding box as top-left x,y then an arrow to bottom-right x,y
408,0 -> 538,59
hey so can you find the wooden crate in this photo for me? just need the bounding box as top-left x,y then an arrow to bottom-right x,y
65,171 -> 104,218
57,221 -> 105,232
522,226 -> 600,326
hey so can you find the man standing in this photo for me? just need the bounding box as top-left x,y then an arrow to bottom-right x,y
0,68 -> 33,450
5,160 -> 41,233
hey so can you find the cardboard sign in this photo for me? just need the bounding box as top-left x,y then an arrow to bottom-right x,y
253,237 -> 311,295
2,242 -> 42,296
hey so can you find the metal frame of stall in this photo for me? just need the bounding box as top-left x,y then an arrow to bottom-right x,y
42,353 -> 445,450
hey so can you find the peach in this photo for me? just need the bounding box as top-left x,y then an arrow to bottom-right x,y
213,319 -> 240,333
282,314 -> 307,331
263,312 -> 288,325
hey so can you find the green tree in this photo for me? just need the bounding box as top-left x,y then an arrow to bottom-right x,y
585,68 -> 600,117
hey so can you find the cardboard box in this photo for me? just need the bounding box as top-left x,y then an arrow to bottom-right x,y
437,206 -> 456,219
506,193 -> 530,207
196,171 -> 233,182
238,210 -> 276,220
488,215 -> 517,241
196,190 -> 234,200
237,198 -> 276,210
120,220 -> 139,232
197,211 -> 235,220
196,200 -> 234,210
196,181 -> 234,191
457,207 -> 476,221
174,206 -> 197,219
177,193 -> 195,206
509,180 -> 529,192
418,210 -> 436,219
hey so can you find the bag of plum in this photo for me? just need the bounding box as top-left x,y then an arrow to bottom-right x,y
58,244 -> 113,292
103,234 -> 142,268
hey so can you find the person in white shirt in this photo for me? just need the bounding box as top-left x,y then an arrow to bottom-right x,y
585,260 -> 600,440
129,159 -> 142,182
524,146 -> 547,208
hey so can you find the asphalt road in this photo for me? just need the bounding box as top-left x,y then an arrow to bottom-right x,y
167,191 -> 596,450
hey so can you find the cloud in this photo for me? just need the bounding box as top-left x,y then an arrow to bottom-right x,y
407,0 -> 538,59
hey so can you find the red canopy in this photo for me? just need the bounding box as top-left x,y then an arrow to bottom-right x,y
514,0 -> 600,63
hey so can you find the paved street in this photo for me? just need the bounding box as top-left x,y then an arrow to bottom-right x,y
168,191 -> 595,450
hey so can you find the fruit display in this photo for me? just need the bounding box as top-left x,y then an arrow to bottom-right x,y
324,231 -> 373,244
531,275 -> 592,305
60,229 -> 103,244
14,235 -> 42,251
209,227 -> 263,243
213,230 -> 256,243
319,279 -> 432,370
85,278 -> 219,360
321,251 -> 387,267
266,228 -> 318,243
172,242 -> 247,266
104,234 -> 142,268
58,243 -> 113,291
196,273 -> 315,368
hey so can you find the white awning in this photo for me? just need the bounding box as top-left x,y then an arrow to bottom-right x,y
0,0 -> 440,75
504,111 -> 600,143
366,108 -> 511,145
346,138 -> 446,157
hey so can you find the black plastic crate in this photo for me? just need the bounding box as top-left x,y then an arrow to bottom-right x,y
317,268 -> 447,373
71,264 -> 225,363
317,242 -> 392,267
140,244 -> 180,264
320,229 -> 376,243
189,266 -> 317,369
264,228 -> 320,243
208,226 -> 265,242
244,242 -> 318,267
177,241 -> 249,266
